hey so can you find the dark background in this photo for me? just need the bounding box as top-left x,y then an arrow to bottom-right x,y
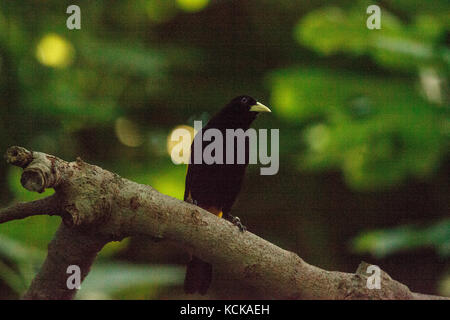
0,0 -> 448,299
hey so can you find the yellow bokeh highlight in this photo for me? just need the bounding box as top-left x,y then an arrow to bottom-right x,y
272,85 -> 297,119
167,125 -> 196,164
305,124 -> 330,152
35,33 -> 75,68
176,0 -> 210,13
115,117 -> 144,147
98,238 -> 130,259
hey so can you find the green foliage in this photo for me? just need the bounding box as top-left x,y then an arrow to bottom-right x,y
271,68 -> 446,189
78,262 -> 184,299
295,3 -> 449,71
352,219 -> 450,258
0,235 -> 183,298
0,235 -> 46,295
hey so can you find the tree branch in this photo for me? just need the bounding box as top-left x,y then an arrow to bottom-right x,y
22,223 -> 108,300
1,146 -> 448,300
0,195 -> 59,224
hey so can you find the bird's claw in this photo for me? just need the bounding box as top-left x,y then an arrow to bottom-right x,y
187,198 -> 198,206
232,216 -> 246,232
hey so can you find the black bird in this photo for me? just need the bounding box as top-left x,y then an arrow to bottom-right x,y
183,95 -> 271,295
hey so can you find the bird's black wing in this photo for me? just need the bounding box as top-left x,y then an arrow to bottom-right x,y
184,127 -> 249,211
184,133 -> 224,207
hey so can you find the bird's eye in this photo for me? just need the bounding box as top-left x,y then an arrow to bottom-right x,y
241,97 -> 248,104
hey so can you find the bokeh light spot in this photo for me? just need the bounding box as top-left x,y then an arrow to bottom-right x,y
115,117 -> 144,147
305,124 -> 330,152
272,84 -> 297,119
176,0 -> 210,13
35,33 -> 74,68
419,68 -> 443,105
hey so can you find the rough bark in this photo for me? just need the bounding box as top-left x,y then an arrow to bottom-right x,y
0,146 -> 447,300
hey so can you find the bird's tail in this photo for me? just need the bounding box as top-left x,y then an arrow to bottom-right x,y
184,255 -> 212,295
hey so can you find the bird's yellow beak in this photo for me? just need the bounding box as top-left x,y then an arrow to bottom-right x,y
249,102 -> 271,113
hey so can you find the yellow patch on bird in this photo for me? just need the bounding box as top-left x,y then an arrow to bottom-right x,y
201,205 -> 223,218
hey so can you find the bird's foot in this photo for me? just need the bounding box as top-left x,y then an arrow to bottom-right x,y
231,216 -> 246,232
186,198 -> 198,206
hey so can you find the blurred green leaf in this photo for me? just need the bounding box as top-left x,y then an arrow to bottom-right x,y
78,263 -> 184,299
0,234 -> 45,263
295,5 -> 449,71
0,234 -> 46,295
270,67 -> 446,190
352,219 -> 450,258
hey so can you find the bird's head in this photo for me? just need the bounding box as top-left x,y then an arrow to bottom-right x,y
213,95 -> 271,129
